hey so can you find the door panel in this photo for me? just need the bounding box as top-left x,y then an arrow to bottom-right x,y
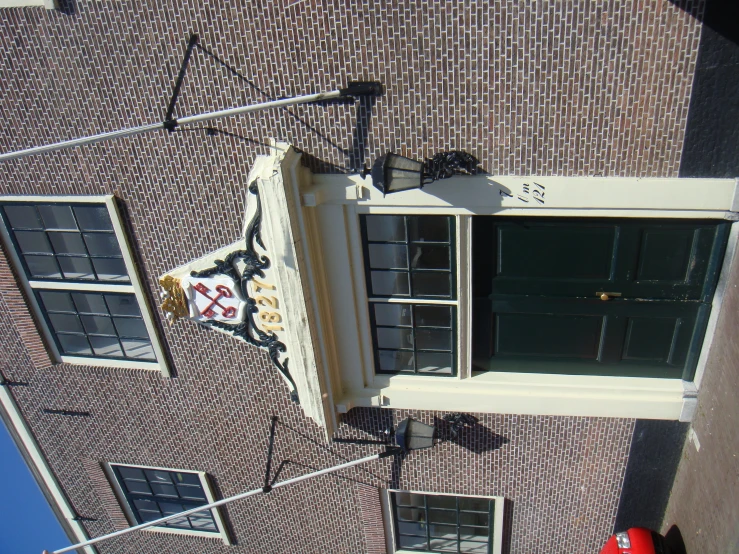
472,217 -> 729,379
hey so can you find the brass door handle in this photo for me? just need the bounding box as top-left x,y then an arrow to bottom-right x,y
597,291 -> 622,301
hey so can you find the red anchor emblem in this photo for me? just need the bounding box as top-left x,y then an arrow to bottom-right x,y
193,283 -> 237,319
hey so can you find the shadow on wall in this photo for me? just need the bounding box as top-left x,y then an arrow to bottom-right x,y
668,0 -> 739,46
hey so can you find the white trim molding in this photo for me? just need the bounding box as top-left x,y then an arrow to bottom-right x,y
231,142 -> 739,426
0,386 -> 97,554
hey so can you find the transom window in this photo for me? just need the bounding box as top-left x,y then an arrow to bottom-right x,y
108,464 -> 228,542
361,215 -> 457,376
0,198 -> 166,372
391,492 -> 494,554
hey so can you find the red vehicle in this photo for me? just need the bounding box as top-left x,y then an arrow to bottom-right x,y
600,528 -> 673,554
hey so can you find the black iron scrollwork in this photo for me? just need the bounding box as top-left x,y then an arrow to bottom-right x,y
191,181 -> 299,404
422,151 -> 479,183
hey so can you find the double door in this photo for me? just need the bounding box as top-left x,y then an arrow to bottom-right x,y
472,217 -> 729,379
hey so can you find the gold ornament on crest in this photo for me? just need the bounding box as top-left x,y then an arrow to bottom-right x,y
159,275 -> 188,324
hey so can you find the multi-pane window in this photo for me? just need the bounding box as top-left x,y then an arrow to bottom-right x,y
110,465 -> 220,534
0,199 -> 162,368
361,215 -> 456,375
37,291 -> 154,360
391,492 -> 494,554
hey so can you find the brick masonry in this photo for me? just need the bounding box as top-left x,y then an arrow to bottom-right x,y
0,1 -> 703,553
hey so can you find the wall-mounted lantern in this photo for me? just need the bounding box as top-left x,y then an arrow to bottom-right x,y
369,150 -> 479,196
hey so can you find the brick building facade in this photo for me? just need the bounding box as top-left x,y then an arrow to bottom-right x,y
0,1 -> 731,553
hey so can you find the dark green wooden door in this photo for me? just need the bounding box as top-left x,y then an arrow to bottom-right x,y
472,218 -> 730,379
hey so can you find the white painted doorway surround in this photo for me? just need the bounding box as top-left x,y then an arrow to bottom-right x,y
251,141 -> 739,434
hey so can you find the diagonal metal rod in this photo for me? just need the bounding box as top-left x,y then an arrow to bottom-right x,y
0,90 -> 343,163
49,449 -> 396,554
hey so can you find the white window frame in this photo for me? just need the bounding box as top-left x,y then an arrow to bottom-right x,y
361,214 -> 462,378
104,462 -> 231,545
0,0 -> 55,8
380,489 -> 505,554
0,195 -> 170,375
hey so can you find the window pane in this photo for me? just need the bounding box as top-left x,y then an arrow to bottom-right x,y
25,255 -> 61,278
429,509 -> 457,525
417,353 -> 453,374
374,303 -> 411,327
15,231 -> 52,254
366,215 -> 406,242
172,472 -> 202,486
58,257 -> 95,280
145,470 -> 173,484
118,467 -> 146,480
4,206 -> 42,229
89,336 -> 123,357
177,485 -> 206,500
398,535 -> 427,550
80,315 -> 116,336
48,232 -> 87,255
411,272 -> 451,297
159,501 -> 185,515
124,480 -> 152,495
415,305 -> 452,328
83,233 -> 121,256
105,294 -> 141,316
189,511 -> 217,531
121,339 -> 156,360
133,498 -> 159,512
430,538 -> 458,552
460,541 -> 490,553
376,327 -> 413,350
165,515 -> 191,529
114,317 -> 148,339
410,244 -> 450,270
368,244 -> 408,270
150,483 -> 178,497
49,313 -> 84,334
57,334 -> 92,355
139,510 -> 162,522
378,350 -> 414,372
38,205 -> 77,230
92,257 -> 129,281
416,329 -> 452,351
39,291 -> 75,312
397,520 -> 426,536
460,497 -> 490,512
430,524 -> 457,539
460,526 -> 489,540
74,206 -> 113,231
395,492 -> 426,508
396,507 -> 424,523
460,511 -> 489,527
371,271 -> 409,296
408,216 -> 450,242
427,495 -> 456,510
72,293 -> 108,315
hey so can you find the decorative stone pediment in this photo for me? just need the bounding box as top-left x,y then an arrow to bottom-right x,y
159,143 -> 334,433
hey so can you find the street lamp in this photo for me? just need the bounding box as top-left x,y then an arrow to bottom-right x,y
395,417 -> 436,452
369,150 -> 479,195
46,415 -> 437,554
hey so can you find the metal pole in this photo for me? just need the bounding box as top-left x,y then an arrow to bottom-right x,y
49,449 -> 395,554
0,90 -> 343,164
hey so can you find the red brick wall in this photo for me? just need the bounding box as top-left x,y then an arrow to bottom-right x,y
0,1 -> 700,552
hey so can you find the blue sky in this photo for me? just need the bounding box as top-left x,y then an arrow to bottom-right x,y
0,419 -> 70,554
